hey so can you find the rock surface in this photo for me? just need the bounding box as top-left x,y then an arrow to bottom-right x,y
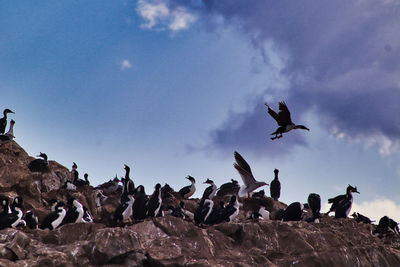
0,141 -> 398,266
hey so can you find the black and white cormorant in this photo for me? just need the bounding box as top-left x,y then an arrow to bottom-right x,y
0,109 -> 14,134
28,153 -> 49,172
270,169 -> 281,201
24,210 -> 38,229
114,194 -> 135,224
283,202 -> 303,221
0,197 -> 24,229
202,179 -> 217,200
194,196 -> 214,225
249,206 -> 270,220
265,102 -> 309,140
0,197 -> 12,216
221,195 -> 240,222
63,180 -> 77,190
0,119 -> 15,142
178,176 -> 196,199
233,151 -> 269,198
216,179 -> 240,197
305,193 -> 321,223
327,184 -> 359,218
121,165 -> 135,203
40,201 -> 66,230
74,173 -> 90,187
62,198 -> 84,224
132,185 -> 148,221
146,183 -> 162,217
351,212 -> 374,224
161,183 -> 175,203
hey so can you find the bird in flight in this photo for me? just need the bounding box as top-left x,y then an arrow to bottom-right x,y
264,101 -> 309,140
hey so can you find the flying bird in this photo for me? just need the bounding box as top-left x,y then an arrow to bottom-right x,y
264,102 -> 309,140
233,151 -> 268,198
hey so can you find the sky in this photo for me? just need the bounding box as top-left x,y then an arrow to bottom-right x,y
2,0 -> 400,222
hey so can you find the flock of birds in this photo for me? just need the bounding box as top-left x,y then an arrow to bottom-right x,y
0,106 -> 398,239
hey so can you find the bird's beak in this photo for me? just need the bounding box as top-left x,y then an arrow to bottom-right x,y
354,190 -> 360,194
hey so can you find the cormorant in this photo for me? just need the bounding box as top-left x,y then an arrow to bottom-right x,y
265,102 -> 309,140
270,169 -> 281,201
0,109 -> 14,134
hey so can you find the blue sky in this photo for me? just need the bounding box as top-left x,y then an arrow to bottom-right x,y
2,1 -> 400,221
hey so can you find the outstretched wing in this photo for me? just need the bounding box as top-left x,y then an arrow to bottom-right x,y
233,151 -> 256,187
277,102 -> 293,126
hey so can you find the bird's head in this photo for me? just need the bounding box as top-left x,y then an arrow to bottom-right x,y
295,125 -> 310,131
274,168 -> 279,174
347,184 -> 360,194
186,176 -> 196,183
231,179 -> 238,184
37,153 -> 48,161
203,179 -> 214,185
3,109 -> 14,115
9,120 -> 15,125
155,183 -> 161,190
72,162 -> 77,169
124,164 -> 130,172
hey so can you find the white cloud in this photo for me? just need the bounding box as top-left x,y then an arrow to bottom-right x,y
120,60 -> 132,71
323,198 -> 400,223
136,0 -> 196,32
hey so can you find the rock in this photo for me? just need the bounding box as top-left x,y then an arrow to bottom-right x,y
0,141 -> 398,266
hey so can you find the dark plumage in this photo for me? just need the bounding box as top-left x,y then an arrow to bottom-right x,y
178,176 -> 196,199
146,184 -> 162,217
28,153 -> 49,172
202,179 -> 217,199
114,194 -> 135,224
265,102 -> 309,140
283,202 -> 303,221
25,210 -> 38,229
62,198 -> 84,225
305,193 -> 321,223
0,196 -> 24,230
74,173 -> 90,187
216,179 -> 240,197
132,185 -> 148,221
351,212 -> 374,224
161,183 -> 175,202
0,119 -> 15,141
121,165 -> 135,203
327,185 -> 359,218
0,109 -> 14,134
41,201 -> 66,230
270,169 -> 281,201
194,197 -> 214,225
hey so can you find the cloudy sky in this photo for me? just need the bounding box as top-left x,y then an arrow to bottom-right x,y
2,1 -> 400,222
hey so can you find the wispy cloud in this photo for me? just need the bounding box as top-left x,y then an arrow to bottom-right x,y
136,0 -> 196,32
120,59 -> 132,71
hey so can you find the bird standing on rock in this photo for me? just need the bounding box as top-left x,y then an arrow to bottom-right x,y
178,176 -> 196,199
270,169 -> 281,201
28,153 -> 49,172
327,184 -> 359,218
265,102 -> 309,140
0,109 -> 14,134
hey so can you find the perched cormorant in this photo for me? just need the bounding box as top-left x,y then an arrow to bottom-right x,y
121,165 -> 135,203
264,102 -> 309,140
216,179 -> 240,197
233,151 -> 269,198
161,183 -> 175,202
0,198 -> 11,216
194,196 -> 214,225
249,206 -> 270,220
305,193 -> 321,223
327,184 -> 359,218
25,210 -> 38,229
221,195 -> 240,222
28,153 -> 49,172
0,109 -> 14,134
178,176 -> 196,199
283,202 -> 303,221
63,180 -> 77,190
132,185 -> 148,221
114,194 -> 135,224
74,173 -> 90,187
62,198 -> 84,224
146,183 -> 162,217
0,196 -> 24,229
251,190 -> 265,198
202,179 -> 217,200
0,119 -> 15,142
270,169 -> 281,201
351,212 -> 374,224
40,201 -> 66,230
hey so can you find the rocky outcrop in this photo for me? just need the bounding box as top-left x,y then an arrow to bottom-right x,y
0,141 -> 399,266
